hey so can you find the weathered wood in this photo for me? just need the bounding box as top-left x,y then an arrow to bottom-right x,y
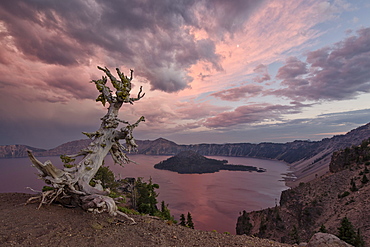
27,66 -> 144,223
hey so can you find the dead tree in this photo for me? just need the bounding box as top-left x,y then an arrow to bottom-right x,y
27,66 -> 145,223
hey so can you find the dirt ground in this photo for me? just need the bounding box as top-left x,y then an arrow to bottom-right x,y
0,193 -> 295,247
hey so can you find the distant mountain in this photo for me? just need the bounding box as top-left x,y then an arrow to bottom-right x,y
1,122 -> 370,184
0,139 -> 91,158
0,145 -> 46,158
236,137 -> 370,245
153,150 -> 265,174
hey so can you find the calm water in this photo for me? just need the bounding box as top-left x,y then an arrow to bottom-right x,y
0,155 -> 289,234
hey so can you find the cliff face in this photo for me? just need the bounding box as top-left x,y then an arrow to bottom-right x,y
329,139 -> 370,173
0,145 -> 46,158
236,137 -> 370,245
0,140 -> 91,158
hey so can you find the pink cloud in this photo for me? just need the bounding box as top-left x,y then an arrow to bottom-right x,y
253,64 -> 271,83
271,27 -> 370,101
175,101 -> 231,119
204,103 -> 304,128
276,57 -> 308,80
211,84 -> 264,101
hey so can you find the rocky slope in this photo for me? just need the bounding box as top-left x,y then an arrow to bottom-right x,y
0,193 -> 295,247
2,193 -> 353,247
236,137 -> 370,245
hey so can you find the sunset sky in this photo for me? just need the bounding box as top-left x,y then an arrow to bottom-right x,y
1,0 -> 370,149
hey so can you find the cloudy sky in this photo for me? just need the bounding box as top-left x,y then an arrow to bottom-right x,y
1,0 -> 370,149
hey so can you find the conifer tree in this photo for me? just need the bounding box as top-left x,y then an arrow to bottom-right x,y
350,178 -> 358,192
338,217 -> 356,244
319,224 -> 327,233
187,212 -> 195,229
160,201 -> 173,221
180,214 -> 186,227
135,177 -> 159,215
354,229 -> 365,247
290,225 -> 300,244
361,174 -> 369,184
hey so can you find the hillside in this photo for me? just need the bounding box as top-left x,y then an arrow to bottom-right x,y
0,193 -> 294,247
236,137 -> 370,245
1,122 -> 370,185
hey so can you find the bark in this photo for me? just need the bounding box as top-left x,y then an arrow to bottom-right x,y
27,66 -> 144,223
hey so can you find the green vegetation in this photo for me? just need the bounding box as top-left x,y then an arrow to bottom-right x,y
90,164 -> 119,190
319,224 -> 327,233
187,212 -> 195,229
238,210 -> 253,235
179,212 -> 195,229
135,177 -> 159,215
42,186 -> 54,192
345,199 -> 355,205
117,206 -> 141,215
290,225 -> 300,244
60,154 -> 76,167
60,154 -> 78,169
89,165 -> 178,222
180,214 -> 186,226
160,201 -> 176,223
350,178 -> 358,192
130,177 -> 176,222
361,174 -> 369,184
338,191 -> 350,199
337,217 -> 365,247
336,138 -> 370,169
258,216 -> 267,236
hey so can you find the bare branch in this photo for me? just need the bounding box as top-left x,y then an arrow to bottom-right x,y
28,151 -> 64,179
130,69 -> 134,81
129,86 -> 145,104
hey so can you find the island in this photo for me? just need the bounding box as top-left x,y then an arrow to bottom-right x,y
154,150 -> 266,174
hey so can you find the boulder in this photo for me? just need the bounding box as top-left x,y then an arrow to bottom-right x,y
307,233 -> 352,247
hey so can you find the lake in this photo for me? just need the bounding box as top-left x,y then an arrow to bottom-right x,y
0,155 -> 289,234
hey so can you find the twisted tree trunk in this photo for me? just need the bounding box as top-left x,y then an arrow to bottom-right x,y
27,66 -> 145,223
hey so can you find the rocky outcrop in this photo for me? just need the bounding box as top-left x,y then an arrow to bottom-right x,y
307,233 -> 353,247
236,137 -> 370,245
329,139 -> 370,173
